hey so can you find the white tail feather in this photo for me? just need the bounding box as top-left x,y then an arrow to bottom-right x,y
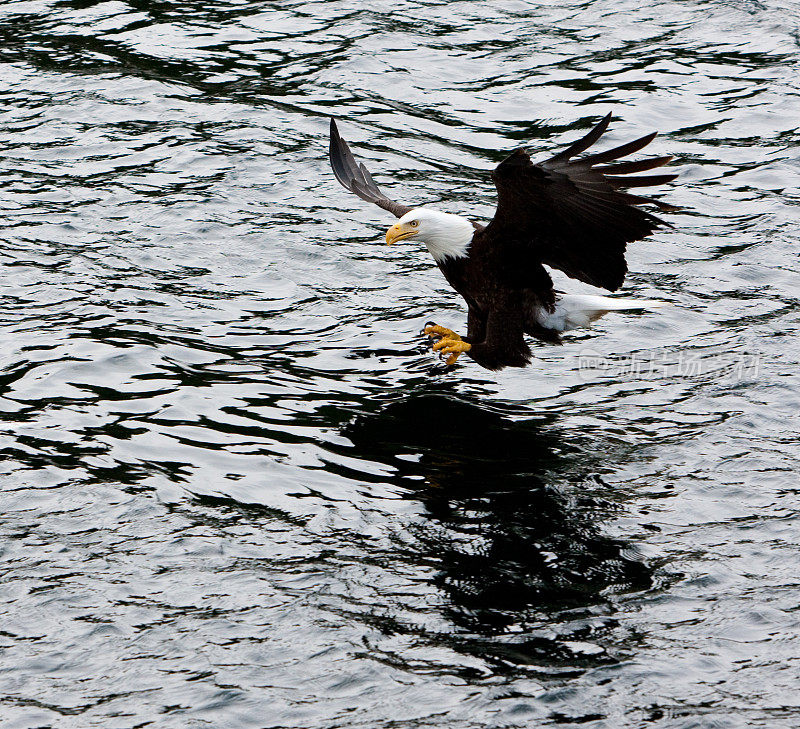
536,294 -> 670,333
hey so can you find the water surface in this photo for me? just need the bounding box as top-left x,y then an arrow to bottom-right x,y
1,1 -> 800,727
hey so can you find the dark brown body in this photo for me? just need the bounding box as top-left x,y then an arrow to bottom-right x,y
437,227 -> 558,370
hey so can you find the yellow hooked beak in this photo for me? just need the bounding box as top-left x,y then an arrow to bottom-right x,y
385,221 -> 418,245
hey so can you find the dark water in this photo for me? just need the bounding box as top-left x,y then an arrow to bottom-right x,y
1,1 -> 799,727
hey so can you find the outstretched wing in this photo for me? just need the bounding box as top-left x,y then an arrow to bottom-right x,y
329,118 -> 414,219
485,113 -> 678,291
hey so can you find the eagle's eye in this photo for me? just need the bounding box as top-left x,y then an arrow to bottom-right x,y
410,220 -> 419,227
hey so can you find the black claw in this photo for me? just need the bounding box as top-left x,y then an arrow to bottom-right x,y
421,321 -> 438,336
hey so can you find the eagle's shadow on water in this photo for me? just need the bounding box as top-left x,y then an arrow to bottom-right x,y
342,389 -> 653,670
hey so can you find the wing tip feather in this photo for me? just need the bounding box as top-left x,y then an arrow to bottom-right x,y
547,112 -> 613,163
328,118 -> 414,219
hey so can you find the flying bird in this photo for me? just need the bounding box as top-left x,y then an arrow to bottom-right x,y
329,114 -> 678,370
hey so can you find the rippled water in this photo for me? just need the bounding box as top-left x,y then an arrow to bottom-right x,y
1,1 -> 799,727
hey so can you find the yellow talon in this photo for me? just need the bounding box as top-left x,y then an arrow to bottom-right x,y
424,324 -> 461,341
432,338 -> 471,366
423,324 -> 469,365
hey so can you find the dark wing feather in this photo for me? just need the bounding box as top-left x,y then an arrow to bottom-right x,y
329,118 -> 413,219
486,113 -> 678,291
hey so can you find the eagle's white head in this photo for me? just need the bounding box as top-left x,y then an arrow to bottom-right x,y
385,207 -> 474,263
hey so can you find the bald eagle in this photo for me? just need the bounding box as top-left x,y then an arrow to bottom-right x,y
329,114 -> 678,370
